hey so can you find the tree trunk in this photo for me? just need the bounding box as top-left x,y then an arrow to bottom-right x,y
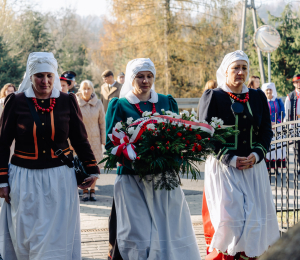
163,0 -> 170,94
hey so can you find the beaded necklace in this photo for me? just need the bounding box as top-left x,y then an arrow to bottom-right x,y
32,98 -> 56,112
227,92 -> 249,103
134,102 -> 156,115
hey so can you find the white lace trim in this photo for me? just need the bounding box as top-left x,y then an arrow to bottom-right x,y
0,183 -> 8,188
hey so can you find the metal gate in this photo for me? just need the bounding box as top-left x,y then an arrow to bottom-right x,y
267,111 -> 300,235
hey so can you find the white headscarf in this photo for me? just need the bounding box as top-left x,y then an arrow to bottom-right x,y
18,52 -> 61,93
119,58 -> 156,98
262,82 -> 277,101
216,50 -> 250,87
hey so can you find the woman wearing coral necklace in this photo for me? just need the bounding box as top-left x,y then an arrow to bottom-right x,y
106,58 -> 201,260
198,51 -> 279,260
0,52 -> 99,259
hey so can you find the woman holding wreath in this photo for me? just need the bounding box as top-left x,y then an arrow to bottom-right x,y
106,58 -> 201,260
198,51 -> 279,260
0,52 -> 99,259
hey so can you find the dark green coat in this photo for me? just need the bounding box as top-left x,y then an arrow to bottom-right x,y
105,93 -> 178,175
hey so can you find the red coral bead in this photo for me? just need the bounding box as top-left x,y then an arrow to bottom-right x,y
42,108 -> 46,112
46,109 -> 50,112
49,107 -> 53,111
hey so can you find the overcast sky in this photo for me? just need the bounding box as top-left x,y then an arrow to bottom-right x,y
30,0 -> 109,17
26,0 -> 296,19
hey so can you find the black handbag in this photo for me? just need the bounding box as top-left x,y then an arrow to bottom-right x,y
26,97 -> 90,185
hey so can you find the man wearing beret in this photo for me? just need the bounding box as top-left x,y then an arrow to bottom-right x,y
62,71 -> 79,94
101,70 -> 122,112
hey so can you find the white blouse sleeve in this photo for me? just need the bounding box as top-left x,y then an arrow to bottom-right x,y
284,97 -> 291,121
297,98 -> 300,117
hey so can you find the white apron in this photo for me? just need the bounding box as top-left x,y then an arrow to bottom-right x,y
0,165 -> 81,260
114,175 -> 201,260
204,156 -> 280,257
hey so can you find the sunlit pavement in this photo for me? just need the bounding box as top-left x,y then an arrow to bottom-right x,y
80,168 -> 207,260
0,167 -> 207,259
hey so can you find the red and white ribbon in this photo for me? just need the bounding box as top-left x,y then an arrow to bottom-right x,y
129,119 -> 158,143
155,115 -> 215,136
108,128 -> 137,161
128,115 -> 215,143
109,115 -> 215,161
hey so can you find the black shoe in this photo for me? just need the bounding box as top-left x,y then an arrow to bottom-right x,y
90,189 -> 97,201
82,189 -> 89,202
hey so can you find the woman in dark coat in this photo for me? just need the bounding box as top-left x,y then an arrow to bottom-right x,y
198,51 -> 279,260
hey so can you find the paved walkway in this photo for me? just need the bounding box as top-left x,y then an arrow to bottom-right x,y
0,169 -> 207,259
80,170 -> 207,260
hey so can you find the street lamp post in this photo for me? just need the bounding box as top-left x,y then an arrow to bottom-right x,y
254,25 -> 281,83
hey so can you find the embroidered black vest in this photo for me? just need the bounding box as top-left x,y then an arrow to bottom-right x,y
288,91 -> 298,120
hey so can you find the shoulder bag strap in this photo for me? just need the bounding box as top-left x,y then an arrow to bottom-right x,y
25,97 -> 73,168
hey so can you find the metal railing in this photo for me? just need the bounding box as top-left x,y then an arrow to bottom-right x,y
268,110 -> 300,235
175,98 -> 199,110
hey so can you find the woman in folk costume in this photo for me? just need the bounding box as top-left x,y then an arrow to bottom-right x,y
198,51 -> 279,260
262,82 -> 286,170
106,58 -> 201,260
0,52 -> 99,259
